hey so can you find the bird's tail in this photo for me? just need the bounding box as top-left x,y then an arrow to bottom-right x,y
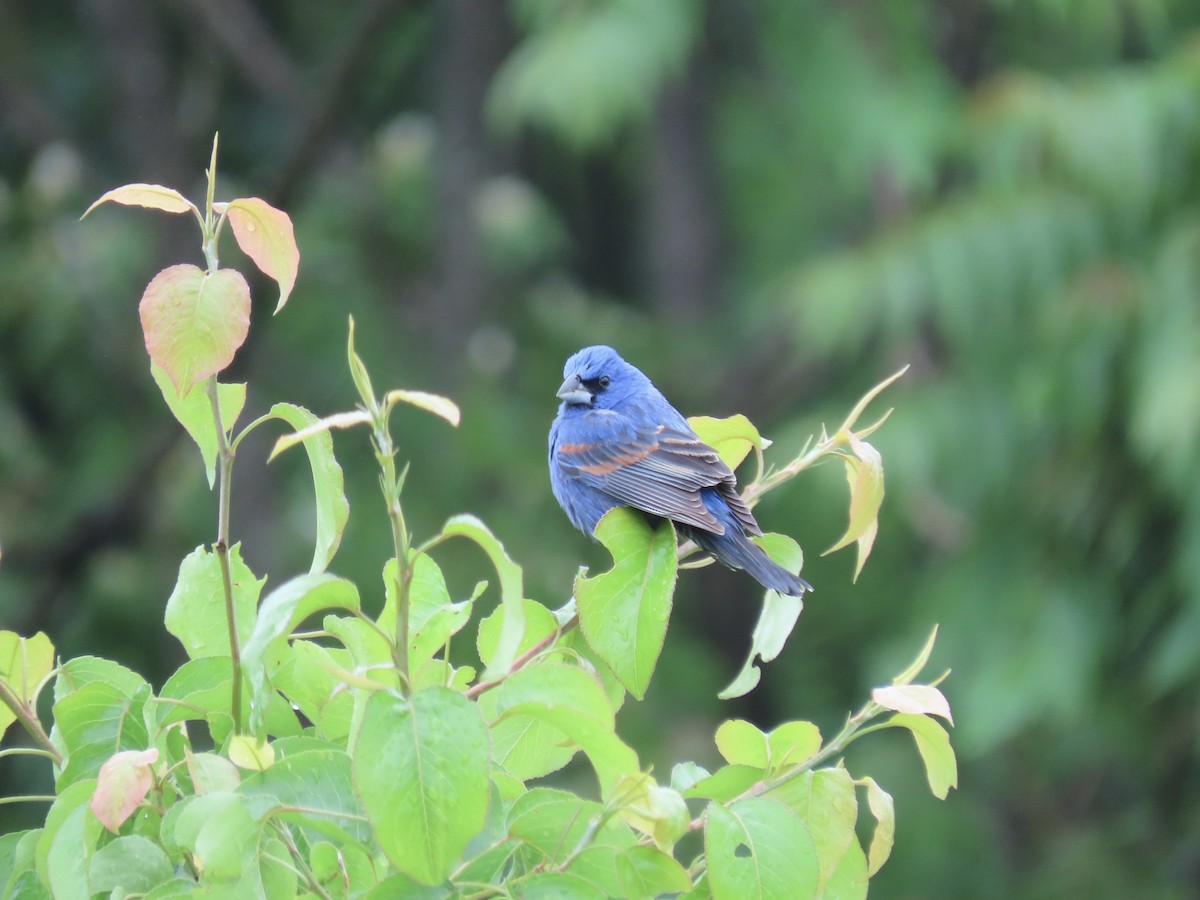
684,524 -> 812,597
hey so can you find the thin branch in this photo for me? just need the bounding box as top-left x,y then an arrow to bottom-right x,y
207,375 -> 243,734
0,680 -> 62,765
465,614 -> 580,700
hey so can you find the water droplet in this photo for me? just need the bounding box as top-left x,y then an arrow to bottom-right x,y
245,222 -> 257,233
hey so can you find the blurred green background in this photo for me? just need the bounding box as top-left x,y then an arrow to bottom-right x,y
4,0 -> 1200,895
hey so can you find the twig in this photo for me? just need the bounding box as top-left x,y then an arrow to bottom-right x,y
0,681 -> 63,765
465,614 -> 580,700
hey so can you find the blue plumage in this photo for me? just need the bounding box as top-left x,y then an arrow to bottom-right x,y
549,345 -> 811,596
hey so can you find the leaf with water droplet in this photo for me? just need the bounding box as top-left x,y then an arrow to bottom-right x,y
223,197 -> 299,313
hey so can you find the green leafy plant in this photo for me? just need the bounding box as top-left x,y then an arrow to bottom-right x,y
0,142 -> 955,898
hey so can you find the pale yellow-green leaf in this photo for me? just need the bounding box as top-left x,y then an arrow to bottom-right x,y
227,735 -> 275,771
384,389 -> 461,427
687,414 -> 770,471
83,183 -> 198,218
823,434 -> 885,580
268,410 -> 371,460
859,776 -> 895,876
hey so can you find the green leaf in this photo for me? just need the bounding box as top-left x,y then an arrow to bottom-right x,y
0,630 -> 54,740
271,641 -> 356,741
53,682 -> 150,789
616,845 -> 693,897
384,389 -> 462,427
715,719 -> 769,768
90,747 -> 158,833
507,788 -> 605,859
88,835 -> 174,895
509,872 -> 607,899
354,688 -> 490,884
719,587 -> 804,700
46,806 -> 95,899
767,720 -> 822,771
859,776 -> 895,876
242,573 -> 359,733
688,414 -> 769,470
363,873 -> 451,899
872,684 -> 954,724
822,434 -> 885,581
157,657 -> 234,729
576,508 -> 678,700
310,840 -> 379,896
508,788 -> 635,895
53,656 -> 147,704
174,792 -> 259,883
558,625 -> 627,712
670,761 -> 710,793
139,263 -> 251,394
164,544 -> 264,660
822,835 -> 868,899
612,773 -> 690,850
151,365 -> 245,488
324,614 -> 398,691
890,713 -> 958,799
439,515 -> 526,680
239,747 -> 371,845
705,798 -> 818,900
0,830 -> 36,898
768,768 -> 858,895
222,197 -> 299,312
36,779 -> 98,894
488,663 -> 637,794
752,531 -> 805,574
380,555 -> 476,669
683,764 -> 763,802
186,751 -> 241,795
481,702 -> 578,781
477,598 -> 558,669
262,403 -> 351,573
83,183 -> 198,218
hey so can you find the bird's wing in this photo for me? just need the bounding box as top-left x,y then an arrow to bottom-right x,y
554,412 -> 759,535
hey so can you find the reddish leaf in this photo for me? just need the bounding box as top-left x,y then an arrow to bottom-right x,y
139,264 -> 251,394
91,748 -> 158,833
83,183 -> 198,218
223,198 -> 299,312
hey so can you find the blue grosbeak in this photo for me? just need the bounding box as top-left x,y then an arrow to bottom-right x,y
549,345 -> 811,596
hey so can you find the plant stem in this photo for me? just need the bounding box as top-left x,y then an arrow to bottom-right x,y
0,795 -> 56,806
465,614 -> 580,700
744,700 -> 884,800
273,820 -> 334,900
207,375 -> 243,734
0,747 -> 59,762
0,681 -> 62,765
375,428 -> 411,692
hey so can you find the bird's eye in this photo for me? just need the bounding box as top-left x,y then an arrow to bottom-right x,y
598,375 -> 612,389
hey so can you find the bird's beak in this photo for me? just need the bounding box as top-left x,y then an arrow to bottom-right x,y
557,373 -> 592,405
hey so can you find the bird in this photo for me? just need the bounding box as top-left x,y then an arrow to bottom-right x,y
549,345 -> 811,596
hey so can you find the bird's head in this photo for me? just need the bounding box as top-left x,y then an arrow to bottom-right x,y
556,345 -> 649,411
